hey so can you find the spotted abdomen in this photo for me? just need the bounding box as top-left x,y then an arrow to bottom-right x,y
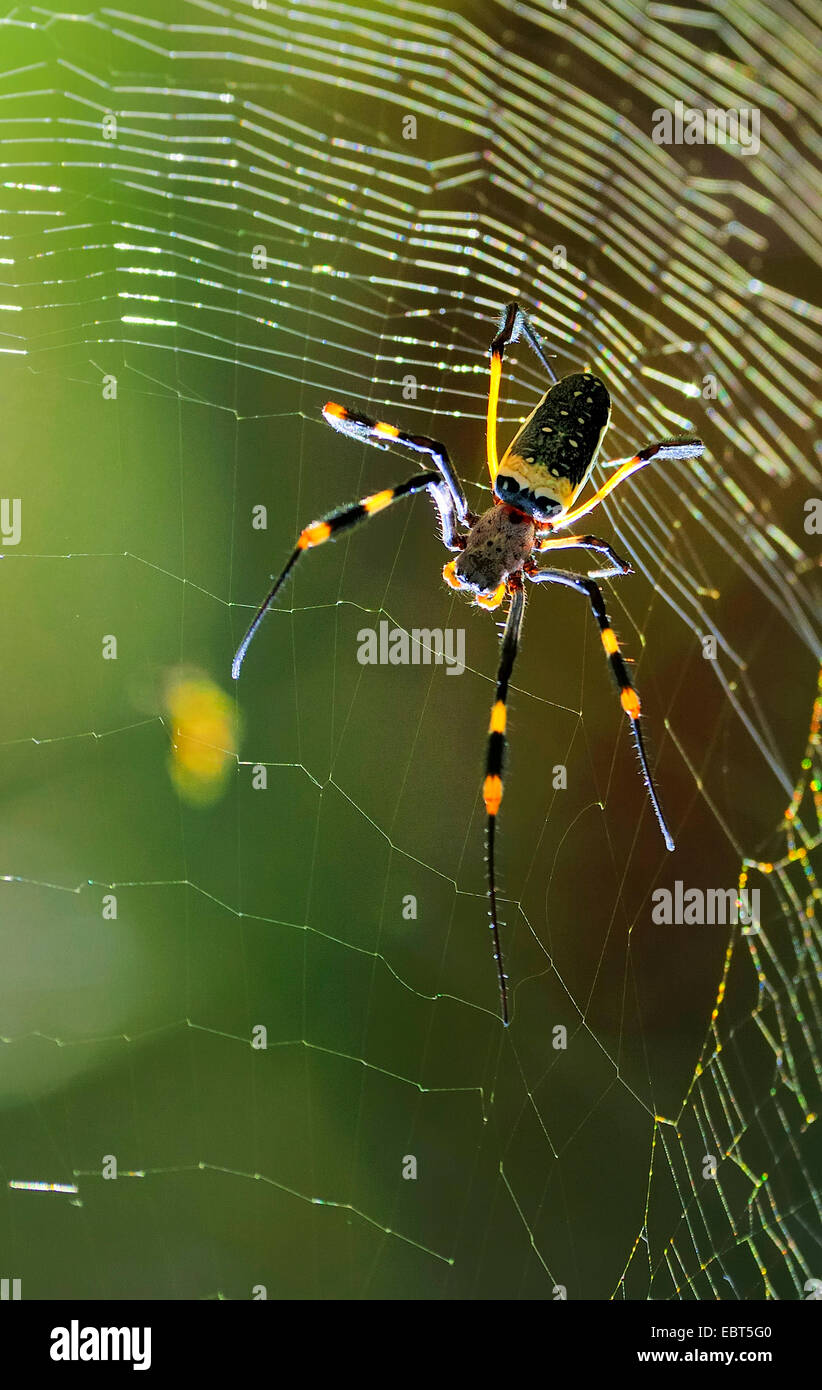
494,372 -> 611,521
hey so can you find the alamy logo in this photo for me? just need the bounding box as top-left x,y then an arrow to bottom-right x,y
50,1321 -> 151,1370
652,100 -> 760,155
652,881 -> 759,927
357,620 -> 466,675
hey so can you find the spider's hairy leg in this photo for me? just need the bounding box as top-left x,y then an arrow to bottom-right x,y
555,437 -> 704,531
491,302 -> 558,383
322,401 -> 472,527
486,302 -> 558,484
528,566 -> 675,852
483,579 -> 527,1025
231,471 -> 443,680
536,532 -> 633,580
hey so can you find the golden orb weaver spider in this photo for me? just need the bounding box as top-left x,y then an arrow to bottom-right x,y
232,303 -> 704,1025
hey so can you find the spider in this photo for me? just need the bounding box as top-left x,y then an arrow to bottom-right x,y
231,303 -> 704,1025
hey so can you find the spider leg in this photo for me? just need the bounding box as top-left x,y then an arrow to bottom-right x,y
552,437 -> 704,532
535,532 -> 633,580
483,577 -> 527,1025
322,402 -> 473,526
527,565 -> 675,852
486,301 -> 558,483
232,471 -> 445,680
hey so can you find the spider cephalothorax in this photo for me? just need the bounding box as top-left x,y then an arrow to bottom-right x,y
231,302 -> 705,1024
444,504 -> 536,606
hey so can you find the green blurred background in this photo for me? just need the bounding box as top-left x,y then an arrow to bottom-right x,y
0,0 -> 820,1298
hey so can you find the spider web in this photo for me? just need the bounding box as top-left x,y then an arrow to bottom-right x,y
0,0 -> 820,1300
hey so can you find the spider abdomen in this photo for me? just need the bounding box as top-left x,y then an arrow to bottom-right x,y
454,505 -> 536,596
494,371 -> 611,521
